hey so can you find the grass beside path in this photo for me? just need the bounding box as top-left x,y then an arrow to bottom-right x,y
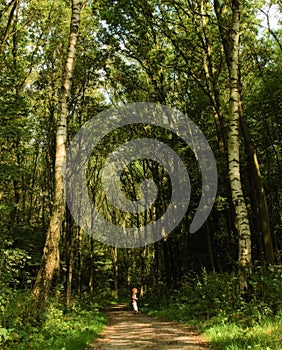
140,268 -> 282,349
203,316 -> 282,350
144,307 -> 282,350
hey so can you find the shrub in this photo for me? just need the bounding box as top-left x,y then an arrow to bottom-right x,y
143,266 -> 282,324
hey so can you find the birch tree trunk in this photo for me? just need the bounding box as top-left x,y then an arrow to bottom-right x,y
32,0 -> 82,308
214,0 -> 274,266
214,0 -> 252,286
227,0 -> 252,270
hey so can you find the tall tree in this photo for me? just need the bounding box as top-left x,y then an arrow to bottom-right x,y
214,0 -> 252,277
32,0 -> 82,308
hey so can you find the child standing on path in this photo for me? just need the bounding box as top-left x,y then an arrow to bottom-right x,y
131,288 -> 139,314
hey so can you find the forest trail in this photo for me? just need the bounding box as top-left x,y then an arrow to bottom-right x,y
86,304 -> 210,349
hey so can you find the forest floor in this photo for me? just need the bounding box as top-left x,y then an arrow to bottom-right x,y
85,304 -> 210,349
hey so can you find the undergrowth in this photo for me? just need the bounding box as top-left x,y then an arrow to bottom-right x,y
0,291 -> 106,350
142,266 -> 282,349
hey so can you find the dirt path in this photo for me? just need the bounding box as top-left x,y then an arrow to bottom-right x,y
86,304 -> 210,349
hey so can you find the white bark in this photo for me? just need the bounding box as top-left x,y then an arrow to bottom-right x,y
227,0 -> 252,269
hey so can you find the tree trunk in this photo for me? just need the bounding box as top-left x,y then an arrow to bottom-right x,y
214,0 -> 273,268
239,109 -> 275,264
197,0 -> 227,155
0,0 -> 18,56
88,237 -> 95,294
32,0 -> 82,308
77,227 -> 83,296
65,212 -> 75,306
205,221 -> 216,272
226,0 -> 252,272
111,246 -> 119,299
214,0 -> 252,290
140,246 -> 146,297
153,243 -> 159,288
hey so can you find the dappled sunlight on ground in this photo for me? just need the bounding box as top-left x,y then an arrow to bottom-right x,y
86,304 -> 210,349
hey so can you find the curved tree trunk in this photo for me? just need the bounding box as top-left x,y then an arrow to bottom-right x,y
32,0 -> 82,309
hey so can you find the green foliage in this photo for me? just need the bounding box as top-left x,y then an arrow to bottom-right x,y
143,267 -> 282,349
0,293 -> 106,350
204,316 -> 282,350
0,245 -> 32,288
244,61 -> 282,246
145,266 -> 282,323
0,242 -> 33,329
0,241 -> 106,350
0,4 -> 282,350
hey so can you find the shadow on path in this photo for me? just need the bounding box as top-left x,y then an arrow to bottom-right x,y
86,304 -> 210,349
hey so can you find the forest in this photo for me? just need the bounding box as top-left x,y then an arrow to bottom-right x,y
0,0 -> 282,349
